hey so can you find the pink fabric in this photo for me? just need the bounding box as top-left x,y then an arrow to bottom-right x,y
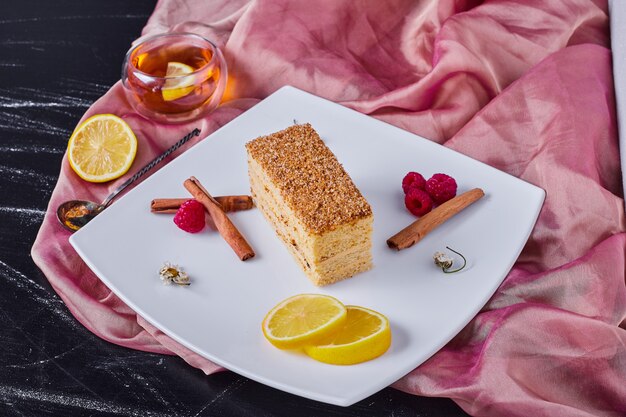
32,0 -> 625,415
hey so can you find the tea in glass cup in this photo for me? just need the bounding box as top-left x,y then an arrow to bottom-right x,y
122,32 -> 227,123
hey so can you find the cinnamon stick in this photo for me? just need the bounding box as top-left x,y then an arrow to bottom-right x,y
184,177 -> 255,261
151,198 -> 191,213
387,188 -> 485,250
150,195 -> 254,214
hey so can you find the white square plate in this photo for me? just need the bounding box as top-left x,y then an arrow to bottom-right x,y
70,86 -> 544,406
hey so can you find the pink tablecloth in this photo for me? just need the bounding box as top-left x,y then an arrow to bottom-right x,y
32,1 -> 626,416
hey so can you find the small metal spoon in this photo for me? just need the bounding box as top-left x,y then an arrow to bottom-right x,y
57,128 -> 200,232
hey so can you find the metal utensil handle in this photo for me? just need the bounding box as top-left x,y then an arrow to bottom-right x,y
101,128 -> 201,208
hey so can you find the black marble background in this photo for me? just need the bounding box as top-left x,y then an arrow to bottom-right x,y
0,1 -> 470,415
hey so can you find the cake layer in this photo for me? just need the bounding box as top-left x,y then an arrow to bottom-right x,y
250,164 -> 372,275
252,177 -> 372,285
245,124 -> 372,235
249,158 -> 371,262
246,123 -> 373,286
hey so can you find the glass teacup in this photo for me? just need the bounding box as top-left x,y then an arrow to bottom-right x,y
121,32 -> 227,123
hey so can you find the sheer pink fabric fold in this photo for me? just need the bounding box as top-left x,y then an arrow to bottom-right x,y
32,0 -> 625,415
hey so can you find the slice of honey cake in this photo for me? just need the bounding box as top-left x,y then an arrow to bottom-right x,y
245,123 -> 373,286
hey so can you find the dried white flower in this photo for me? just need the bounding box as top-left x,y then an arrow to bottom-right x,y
433,247 -> 467,273
433,252 -> 454,270
159,262 -> 190,286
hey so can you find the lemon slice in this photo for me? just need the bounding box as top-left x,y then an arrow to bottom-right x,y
304,305 -> 391,365
162,61 -> 195,101
262,294 -> 347,350
67,114 -> 137,183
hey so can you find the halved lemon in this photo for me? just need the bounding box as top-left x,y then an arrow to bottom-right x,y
304,305 -> 391,365
262,294 -> 347,350
67,114 -> 137,183
162,61 -> 195,101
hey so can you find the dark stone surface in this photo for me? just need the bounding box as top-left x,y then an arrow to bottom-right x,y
0,1 -> 470,415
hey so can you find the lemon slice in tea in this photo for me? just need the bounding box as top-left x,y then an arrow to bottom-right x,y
67,114 -> 137,183
162,61 -> 195,102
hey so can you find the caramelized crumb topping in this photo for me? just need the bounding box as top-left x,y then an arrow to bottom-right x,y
245,124 -> 372,234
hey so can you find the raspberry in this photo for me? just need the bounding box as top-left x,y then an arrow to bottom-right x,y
402,171 -> 426,194
173,199 -> 206,233
425,173 -> 457,204
404,188 -> 433,216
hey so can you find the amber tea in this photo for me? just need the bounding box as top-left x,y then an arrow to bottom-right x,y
122,33 -> 227,122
